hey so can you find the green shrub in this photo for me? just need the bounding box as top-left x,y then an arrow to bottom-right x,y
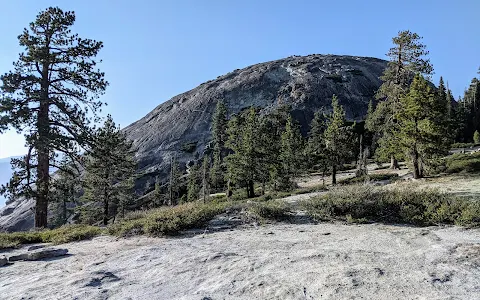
0,225 -> 102,249
302,185 -> 478,227
181,141 -> 198,153
108,201 -> 228,236
339,173 -> 399,185
451,142 -> 478,149
445,152 -> 480,174
474,131 -> 480,144
247,200 -> 291,222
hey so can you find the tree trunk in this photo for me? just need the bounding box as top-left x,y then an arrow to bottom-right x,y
35,75 -> 50,228
247,180 -> 255,198
412,147 -> 420,179
332,165 -> 337,185
103,199 -> 109,226
62,198 -> 67,225
322,169 -> 326,187
226,179 -> 232,200
169,157 -> 174,206
390,156 -> 400,170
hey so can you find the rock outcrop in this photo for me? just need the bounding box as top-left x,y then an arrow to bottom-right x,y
124,54 -> 387,185
0,197 -> 34,232
0,256 -> 7,267
0,54 -> 387,232
8,248 -> 69,262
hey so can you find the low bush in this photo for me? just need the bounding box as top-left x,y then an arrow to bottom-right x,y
444,152 -> 480,174
451,142 -> 479,149
247,200 -> 291,222
302,185 -> 480,227
339,173 -> 399,185
0,225 -> 102,249
108,201 -> 228,236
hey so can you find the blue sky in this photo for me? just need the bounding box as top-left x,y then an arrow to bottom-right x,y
0,0 -> 479,159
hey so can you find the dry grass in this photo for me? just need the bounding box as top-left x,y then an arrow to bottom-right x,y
302,185 -> 480,227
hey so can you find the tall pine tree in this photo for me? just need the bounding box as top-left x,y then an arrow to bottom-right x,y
0,7 -> 108,227
210,100 -> 228,190
307,111 -> 329,185
397,75 -> 449,178
279,116 -> 304,188
324,95 -> 353,185
368,30 -> 433,169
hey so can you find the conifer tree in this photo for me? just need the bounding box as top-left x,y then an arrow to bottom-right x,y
240,107 -> 258,197
437,77 -> 448,115
474,130 -> 480,144
210,100 -> 228,189
187,162 -> 200,202
117,177 -> 135,219
168,157 -> 180,206
0,7 -> 108,228
279,116 -> 304,187
201,156 -> 210,203
81,115 -> 136,225
50,156 -> 81,227
324,95 -> 353,184
225,108 -> 260,198
368,30 -> 432,169
153,179 -> 163,207
259,105 -> 291,191
397,75 -> 449,178
307,111 -> 329,185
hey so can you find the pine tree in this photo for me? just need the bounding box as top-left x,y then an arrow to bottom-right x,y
437,77 -> 448,114
50,156 -> 81,227
0,7 -> 108,228
187,162 -> 200,202
210,100 -> 228,189
369,30 -> 433,169
225,108 -> 260,198
324,95 -> 353,184
81,115 -> 136,225
397,74 -> 448,178
201,156 -> 210,203
117,176 -> 135,219
433,77 -> 453,149
463,78 -> 480,136
259,105 -> 291,191
307,111 -> 329,185
168,157 -> 180,206
153,179 -> 163,207
240,108 -> 258,197
474,130 -> 480,144
279,116 -> 304,188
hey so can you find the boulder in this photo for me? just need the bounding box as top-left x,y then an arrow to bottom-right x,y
8,248 -> 68,262
0,256 -> 7,267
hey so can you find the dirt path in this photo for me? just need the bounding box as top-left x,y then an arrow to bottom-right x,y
1,224 -> 479,300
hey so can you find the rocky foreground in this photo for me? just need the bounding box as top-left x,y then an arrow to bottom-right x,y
1,223 -> 479,300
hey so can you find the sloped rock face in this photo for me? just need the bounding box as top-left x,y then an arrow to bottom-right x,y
124,54 -> 386,181
0,197 -> 34,232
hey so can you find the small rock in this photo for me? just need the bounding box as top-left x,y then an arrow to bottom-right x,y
9,248 -> 68,261
0,256 -> 7,267
323,232 -> 331,235
27,245 -> 46,251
